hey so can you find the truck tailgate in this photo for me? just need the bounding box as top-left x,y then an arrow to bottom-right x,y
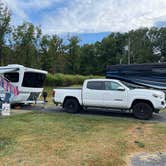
53,88 -> 82,105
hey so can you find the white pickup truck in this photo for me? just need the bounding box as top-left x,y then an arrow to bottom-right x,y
52,79 -> 166,120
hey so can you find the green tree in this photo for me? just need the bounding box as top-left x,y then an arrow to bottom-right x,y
80,44 -> 98,75
11,22 -> 42,67
0,2 -> 11,65
128,28 -> 154,63
40,35 -> 66,73
1,3 -> 166,76
96,33 -> 126,74
155,28 -> 166,62
66,36 -> 81,74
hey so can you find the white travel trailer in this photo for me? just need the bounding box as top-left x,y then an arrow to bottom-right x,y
0,64 -> 48,104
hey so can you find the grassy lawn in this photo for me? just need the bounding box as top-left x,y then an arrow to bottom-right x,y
0,112 -> 165,166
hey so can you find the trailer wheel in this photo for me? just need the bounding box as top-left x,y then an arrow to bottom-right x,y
63,98 -> 79,113
132,102 -> 153,120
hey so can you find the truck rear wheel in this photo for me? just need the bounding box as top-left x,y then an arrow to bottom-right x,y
132,102 -> 153,120
63,98 -> 79,113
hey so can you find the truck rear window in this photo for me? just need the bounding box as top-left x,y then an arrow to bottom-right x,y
87,81 -> 104,90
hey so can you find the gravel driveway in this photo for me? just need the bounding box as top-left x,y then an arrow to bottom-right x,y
131,152 -> 166,166
16,104 -> 166,123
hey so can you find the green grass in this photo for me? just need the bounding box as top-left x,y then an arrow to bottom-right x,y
161,109 -> 166,112
0,112 -> 165,166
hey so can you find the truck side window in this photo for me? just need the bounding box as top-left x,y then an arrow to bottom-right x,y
105,81 -> 122,90
87,81 -> 104,90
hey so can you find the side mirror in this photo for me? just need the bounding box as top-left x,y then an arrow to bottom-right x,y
117,87 -> 125,91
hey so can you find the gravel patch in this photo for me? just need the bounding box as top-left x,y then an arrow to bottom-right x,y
10,105 -> 166,122
131,152 -> 166,166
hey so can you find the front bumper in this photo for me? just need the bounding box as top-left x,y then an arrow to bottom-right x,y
153,99 -> 166,110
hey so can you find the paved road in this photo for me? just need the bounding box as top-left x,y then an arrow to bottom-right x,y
17,104 -> 166,123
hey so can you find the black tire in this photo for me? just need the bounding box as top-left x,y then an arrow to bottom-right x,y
132,102 -> 153,120
63,98 -> 79,113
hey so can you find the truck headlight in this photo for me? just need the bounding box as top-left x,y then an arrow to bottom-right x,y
152,93 -> 163,99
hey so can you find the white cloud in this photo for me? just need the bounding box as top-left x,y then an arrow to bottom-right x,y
2,0 -> 63,25
19,0 -> 62,10
41,0 -> 166,34
2,0 -> 166,34
3,0 -> 61,13
2,0 -> 27,20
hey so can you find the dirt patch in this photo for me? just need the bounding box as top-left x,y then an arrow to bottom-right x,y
126,123 -> 153,153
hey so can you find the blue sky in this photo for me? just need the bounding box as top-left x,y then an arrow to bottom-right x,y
3,0 -> 166,44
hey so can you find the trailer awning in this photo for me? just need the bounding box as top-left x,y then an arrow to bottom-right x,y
0,68 -> 19,74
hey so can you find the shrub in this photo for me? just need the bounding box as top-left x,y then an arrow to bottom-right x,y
44,73 -> 101,87
134,140 -> 145,148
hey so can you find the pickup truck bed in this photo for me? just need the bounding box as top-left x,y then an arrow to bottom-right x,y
53,88 -> 82,105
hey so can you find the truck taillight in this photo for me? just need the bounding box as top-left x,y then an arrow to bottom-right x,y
52,91 -> 55,97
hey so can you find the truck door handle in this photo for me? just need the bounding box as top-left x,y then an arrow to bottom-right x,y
114,99 -> 123,101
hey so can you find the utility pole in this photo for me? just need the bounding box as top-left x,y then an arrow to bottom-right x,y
128,36 -> 131,64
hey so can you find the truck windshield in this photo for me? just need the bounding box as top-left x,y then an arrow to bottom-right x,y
22,72 -> 46,88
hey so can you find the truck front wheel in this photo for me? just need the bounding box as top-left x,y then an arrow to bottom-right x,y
132,102 -> 153,120
63,99 -> 79,113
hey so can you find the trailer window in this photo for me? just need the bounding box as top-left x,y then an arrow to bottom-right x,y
87,81 -> 104,90
22,72 -> 46,88
4,72 -> 19,82
121,81 -> 144,89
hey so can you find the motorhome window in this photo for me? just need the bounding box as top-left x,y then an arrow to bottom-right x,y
4,72 -> 19,82
152,68 -> 166,74
87,81 -> 104,90
22,72 -> 46,88
121,81 -> 144,89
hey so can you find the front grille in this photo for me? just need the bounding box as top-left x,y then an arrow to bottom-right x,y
163,91 -> 166,100
163,91 -> 166,101
27,92 -> 40,101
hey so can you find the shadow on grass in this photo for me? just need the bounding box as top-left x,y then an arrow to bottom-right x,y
79,108 -> 134,119
12,104 -> 166,122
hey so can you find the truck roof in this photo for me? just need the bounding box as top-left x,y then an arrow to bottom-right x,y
85,78 -> 120,82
